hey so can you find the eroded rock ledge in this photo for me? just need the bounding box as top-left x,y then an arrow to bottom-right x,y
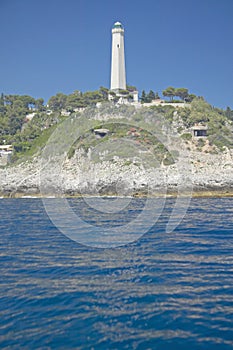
1,147 -> 232,197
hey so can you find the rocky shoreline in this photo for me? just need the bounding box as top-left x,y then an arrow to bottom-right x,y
0,146 -> 232,198
1,190 -> 233,199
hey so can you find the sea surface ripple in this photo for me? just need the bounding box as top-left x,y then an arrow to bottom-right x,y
0,198 -> 233,349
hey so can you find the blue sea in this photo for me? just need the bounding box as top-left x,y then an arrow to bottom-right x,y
0,197 -> 233,349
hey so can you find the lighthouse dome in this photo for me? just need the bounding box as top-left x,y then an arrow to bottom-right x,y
113,21 -> 123,29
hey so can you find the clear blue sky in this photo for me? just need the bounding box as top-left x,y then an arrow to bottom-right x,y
1,0 -> 233,108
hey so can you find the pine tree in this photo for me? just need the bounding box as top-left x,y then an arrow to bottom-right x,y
141,90 -> 146,103
0,93 -> 4,105
0,93 -> 5,113
147,90 -> 156,102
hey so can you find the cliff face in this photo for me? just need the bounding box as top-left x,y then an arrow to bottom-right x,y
0,147 -> 232,196
0,104 -> 233,196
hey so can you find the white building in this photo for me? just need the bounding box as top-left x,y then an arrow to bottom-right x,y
110,21 -> 126,91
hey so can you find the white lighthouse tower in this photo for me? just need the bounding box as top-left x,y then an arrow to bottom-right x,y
110,21 -> 126,91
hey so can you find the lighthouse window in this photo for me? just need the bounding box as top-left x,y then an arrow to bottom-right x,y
117,44 -> 120,48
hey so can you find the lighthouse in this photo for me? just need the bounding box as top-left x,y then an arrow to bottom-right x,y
110,21 -> 126,91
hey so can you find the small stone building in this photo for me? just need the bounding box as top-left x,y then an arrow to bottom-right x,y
0,145 -> 13,166
192,124 -> 208,137
94,129 -> 110,138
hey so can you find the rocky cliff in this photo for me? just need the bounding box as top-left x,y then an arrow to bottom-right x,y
1,104 -> 233,197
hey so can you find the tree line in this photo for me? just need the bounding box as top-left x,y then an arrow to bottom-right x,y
140,87 -> 197,103
162,87 -> 196,102
47,85 -> 139,110
0,94 -> 45,144
1,87 -> 233,151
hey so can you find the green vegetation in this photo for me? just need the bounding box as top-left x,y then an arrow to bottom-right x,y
178,98 -> 233,149
67,121 -> 175,166
181,133 -> 192,141
141,90 -> 159,103
162,86 -> 196,102
0,88 -> 232,166
140,86 -> 196,103
47,87 -> 109,110
0,94 -> 45,145
0,88 -> 113,161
